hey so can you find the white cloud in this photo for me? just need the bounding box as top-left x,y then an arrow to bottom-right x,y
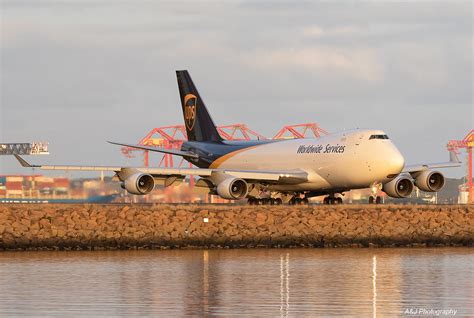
389,43 -> 447,86
244,46 -> 384,82
301,25 -> 363,39
301,26 -> 324,38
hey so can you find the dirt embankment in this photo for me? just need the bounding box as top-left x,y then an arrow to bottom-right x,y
0,204 -> 472,250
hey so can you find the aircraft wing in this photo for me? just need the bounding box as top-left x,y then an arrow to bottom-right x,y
403,151 -> 461,174
13,155 -> 308,184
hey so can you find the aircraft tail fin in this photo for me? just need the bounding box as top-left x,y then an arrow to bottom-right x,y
176,70 -> 223,143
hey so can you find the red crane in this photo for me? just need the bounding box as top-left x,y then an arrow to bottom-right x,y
121,123 -> 330,168
121,124 -> 269,168
121,125 -> 188,168
217,124 -> 267,140
447,130 -> 474,203
273,123 -> 329,139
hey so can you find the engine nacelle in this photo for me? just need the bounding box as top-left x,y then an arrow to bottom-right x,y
216,178 -> 248,200
414,170 -> 445,192
382,175 -> 414,198
122,173 -> 155,195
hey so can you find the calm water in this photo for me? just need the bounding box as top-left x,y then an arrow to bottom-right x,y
0,248 -> 472,317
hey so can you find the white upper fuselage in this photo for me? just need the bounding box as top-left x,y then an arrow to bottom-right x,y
215,129 -> 405,192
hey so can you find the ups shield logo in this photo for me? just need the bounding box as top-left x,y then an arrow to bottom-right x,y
183,94 -> 197,130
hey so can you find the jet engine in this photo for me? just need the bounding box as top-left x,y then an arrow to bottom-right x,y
216,177 -> 248,200
382,175 -> 414,198
414,170 -> 445,192
121,173 -> 155,195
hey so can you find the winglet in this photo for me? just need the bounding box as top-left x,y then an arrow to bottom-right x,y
449,151 -> 461,164
14,154 -> 39,168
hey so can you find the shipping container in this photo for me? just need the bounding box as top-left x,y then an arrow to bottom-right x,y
6,182 -> 22,191
34,176 -> 54,183
6,176 -> 24,182
53,178 -> 69,188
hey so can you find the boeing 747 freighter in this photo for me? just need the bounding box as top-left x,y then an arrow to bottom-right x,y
14,71 -> 460,204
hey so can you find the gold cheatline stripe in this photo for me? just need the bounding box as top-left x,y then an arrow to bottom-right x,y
209,145 -> 260,169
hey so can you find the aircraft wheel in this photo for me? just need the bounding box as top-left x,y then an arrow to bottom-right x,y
375,196 -> 383,204
247,198 -> 254,205
275,198 -> 283,205
302,198 -> 309,205
368,196 -> 375,204
336,197 -> 343,204
294,198 -> 302,205
261,198 -> 269,205
323,197 -> 329,205
270,198 -> 276,205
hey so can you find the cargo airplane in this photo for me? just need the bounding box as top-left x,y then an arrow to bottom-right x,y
14,71 -> 460,204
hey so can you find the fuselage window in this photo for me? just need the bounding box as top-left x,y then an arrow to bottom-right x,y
369,134 -> 389,140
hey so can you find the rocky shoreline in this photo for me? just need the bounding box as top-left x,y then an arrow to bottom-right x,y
0,204 -> 472,250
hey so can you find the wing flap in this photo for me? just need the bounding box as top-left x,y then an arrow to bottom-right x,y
14,155 -> 121,171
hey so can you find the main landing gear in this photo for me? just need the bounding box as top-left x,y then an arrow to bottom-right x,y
247,196 -> 310,205
323,196 -> 343,205
248,197 -> 283,205
288,197 -> 309,205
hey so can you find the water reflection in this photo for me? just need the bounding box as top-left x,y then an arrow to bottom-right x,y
280,253 -> 289,317
203,250 -> 209,315
0,248 -> 472,316
373,255 -> 377,318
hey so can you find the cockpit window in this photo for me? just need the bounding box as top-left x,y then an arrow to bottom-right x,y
369,134 -> 389,140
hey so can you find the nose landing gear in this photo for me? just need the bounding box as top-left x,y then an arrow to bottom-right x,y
369,182 -> 384,204
368,196 -> 383,204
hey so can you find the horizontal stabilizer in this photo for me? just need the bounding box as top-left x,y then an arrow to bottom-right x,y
108,141 -> 199,159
